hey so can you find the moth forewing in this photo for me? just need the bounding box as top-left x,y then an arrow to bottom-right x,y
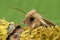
33,12 -> 49,27
42,18 -> 56,26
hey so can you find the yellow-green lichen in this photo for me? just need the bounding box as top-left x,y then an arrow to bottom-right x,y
20,26 -> 60,40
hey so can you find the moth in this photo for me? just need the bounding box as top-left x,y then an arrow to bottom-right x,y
23,9 -> 56,29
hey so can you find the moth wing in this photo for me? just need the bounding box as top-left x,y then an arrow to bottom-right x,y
42,18 -> 56,26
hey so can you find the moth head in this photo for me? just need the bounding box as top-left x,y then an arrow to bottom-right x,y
25,9 -> 37,17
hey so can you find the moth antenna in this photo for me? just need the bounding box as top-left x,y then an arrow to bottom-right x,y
9,7 -> 26,14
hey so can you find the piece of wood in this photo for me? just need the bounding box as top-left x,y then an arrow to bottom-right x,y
6,25 -> 24,40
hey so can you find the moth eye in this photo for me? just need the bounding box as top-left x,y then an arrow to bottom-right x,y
29,16 -> 35,22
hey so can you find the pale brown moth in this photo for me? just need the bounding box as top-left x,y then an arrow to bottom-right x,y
23,9 -> 56,29
6,8 -> 56,40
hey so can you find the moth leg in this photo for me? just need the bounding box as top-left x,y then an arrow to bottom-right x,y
31,23 -> 36,29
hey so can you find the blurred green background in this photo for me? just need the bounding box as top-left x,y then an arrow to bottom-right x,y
0,0 -> 60,26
